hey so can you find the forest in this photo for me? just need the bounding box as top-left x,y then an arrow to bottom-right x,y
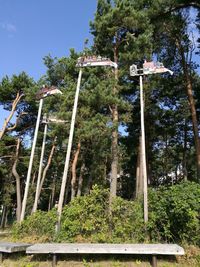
0,0 -> 200,251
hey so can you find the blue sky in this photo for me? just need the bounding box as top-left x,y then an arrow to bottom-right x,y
0,0 -> 97,80
0,0 -> 97,127
0,2 -> 199,130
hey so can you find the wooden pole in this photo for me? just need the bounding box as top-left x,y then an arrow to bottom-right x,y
152,255 -> 157,267
20,98 -> 43,222
57,69 -> 82,229
32,122 -> 48,213
139,75 -> 148,223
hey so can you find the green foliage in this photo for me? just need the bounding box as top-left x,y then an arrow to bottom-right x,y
12,182 -> 200,246
2,0 -> 200,244
57,185 -> 145,243
13,185 -> 145,243
148,181 -> 200,245
110,197 -> 145,243
0,72 -> 35,104
57,185 -> 110,242
91,0 -> 153,61
12,209 -> 57,242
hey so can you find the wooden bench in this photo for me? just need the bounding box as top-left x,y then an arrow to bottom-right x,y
26,243 -> 184,267
0,242 -> 30,262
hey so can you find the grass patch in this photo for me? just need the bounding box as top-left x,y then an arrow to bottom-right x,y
1,246 -> 199,267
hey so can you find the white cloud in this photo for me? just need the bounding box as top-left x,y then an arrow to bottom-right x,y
0,22 -> 16,32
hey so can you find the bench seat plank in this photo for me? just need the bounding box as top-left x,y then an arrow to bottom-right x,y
0,242 -> 30,253
27,243 -> 184,255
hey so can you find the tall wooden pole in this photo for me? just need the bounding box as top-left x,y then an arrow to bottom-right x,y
32,122 -> 48,213
57,69 -> 82,229
139,75 -> 148,223
20,98 -> 43,222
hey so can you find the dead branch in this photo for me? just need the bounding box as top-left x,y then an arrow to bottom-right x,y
12,138 -> 21,222
0,92 -> 24,140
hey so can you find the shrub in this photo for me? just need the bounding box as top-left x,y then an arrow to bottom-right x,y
57,185 -> 110,242
12,182 -> 200,245
12,209 -> 57,242
148,181 -> 200,245
57,185 -> 145,243
110,197 -> 145,243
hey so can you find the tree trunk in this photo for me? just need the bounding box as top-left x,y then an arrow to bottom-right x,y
109,45 -> 119,208
0,92 -> 24,140
48,194 -> 51,211
50,174 -> 56,209
71,142 -> 81,200
5,209 -> 8,227
12,138 -> 21,222
185,76 -> 200,179
64,172 -> 71,205
32,123 -> 48,213
77,162 -> 85,197
33,136 -> 57,210
85,173 -> 93,195
48,173 -> 56,211
183,119 -> 188,181
31,171 -> 37,186
0,205 -> 6,229
177,40 -> 200,180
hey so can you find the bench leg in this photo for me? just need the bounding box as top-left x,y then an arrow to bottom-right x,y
152,255 -> 157,267
52,254 -> 57,267
0,252 -> 3,263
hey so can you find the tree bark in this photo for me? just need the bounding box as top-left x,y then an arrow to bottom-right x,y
64,171 -> 71,205
85,173 -> 93,195
12,138 -> 21,222
31,171 -> 37,186
71,142 -> 81,200
5,209 -> 8,227
50,174 -> 56,209
34,136 -> 57,210
77,162 -> 85,197
0,92 -> 24,140
0,206 -> 6,229
109,45 -> 119,208
176,39 -> 200,180
183,119 -> 188,181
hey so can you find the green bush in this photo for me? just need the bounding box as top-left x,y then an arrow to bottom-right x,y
110,197 -> 145,243
57,185 -> 110,242
57,185 -> 145,243
148,181 -> 200,245
12,209 -> 57,242
12,182 -> 200,245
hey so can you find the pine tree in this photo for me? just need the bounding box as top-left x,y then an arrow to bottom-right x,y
91,0 -> 153,205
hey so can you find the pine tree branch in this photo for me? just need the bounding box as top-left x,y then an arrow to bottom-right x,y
6,112 -> 28,132
0,155 -> 13,159
151,2 -> 200,22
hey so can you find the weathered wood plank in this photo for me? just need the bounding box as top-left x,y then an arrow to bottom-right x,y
27,243 -> 184,255
0,242 -> 30,253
